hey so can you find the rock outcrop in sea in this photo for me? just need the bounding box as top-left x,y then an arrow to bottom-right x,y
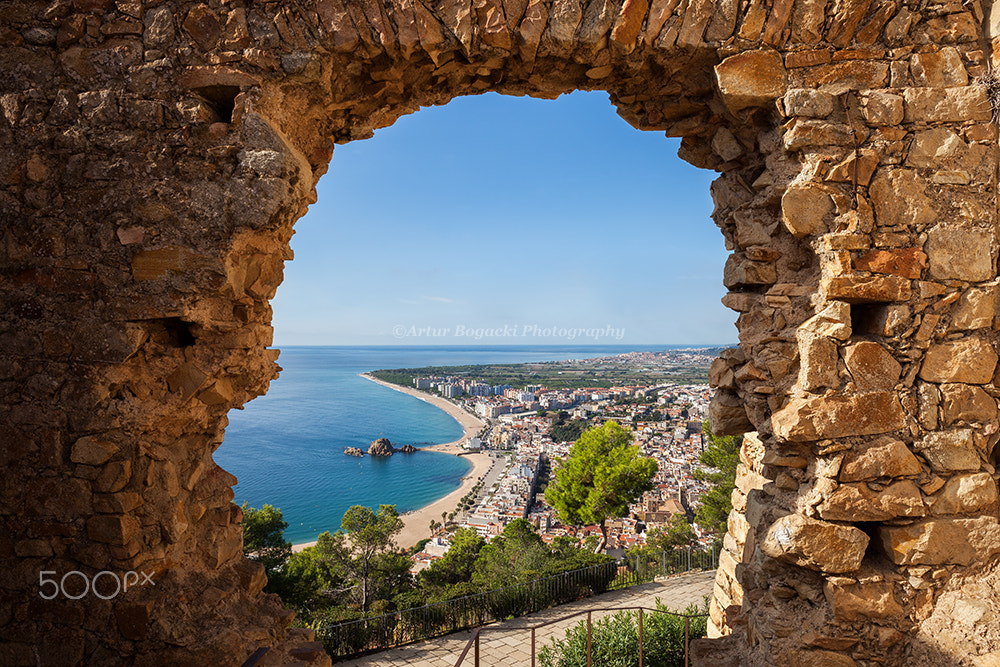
344,447 -> 364,457
367,438 -> 395,456
365,439 -> 419,456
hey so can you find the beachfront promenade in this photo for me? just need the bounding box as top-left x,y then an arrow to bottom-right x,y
336,570 -> 716,667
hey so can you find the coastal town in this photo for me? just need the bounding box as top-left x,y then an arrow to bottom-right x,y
373,350 -> 723,573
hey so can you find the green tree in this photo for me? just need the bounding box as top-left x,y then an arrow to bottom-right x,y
546,421 -> 657,552
419,527 -> 486,600
472,519 -> 551,589
340,504 -> 406,613
241,503 -> 291,585
648,513 -> 697,551
694,421 -> 742,537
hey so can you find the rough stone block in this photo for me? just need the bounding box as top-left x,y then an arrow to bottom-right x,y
714,49 -> 787,112
863,90 -> 903,126
797,333 -> 839,391
723,254 -> 777,287
86,514 -> 139,545
911,48 -> 968,87
949,285 -> 999,331
823,579 -> 904,622
781,184 -> 835,237
914,428 -> 980,472
783,88 -> 834,117
799,301 -> 851,340
929,472 -> 998,515
903,86 -> 993,123
761,513 -> 869,573
783,119 -> 853,150
840,437 -> 922,481
70,436 -> 118,466
818,480 -> 924,521
939,383 -> 997,426
919,337 -> 998,384
907,127 -> 966,169
821,274 -> 911,303
772,392 -> 906,441
842,341 -> 901,391
869,169 -> 936,228
853,248 -> 927,280
926,224 -> 994,282
709,389 -> 754,435
879,516 -> 1000,565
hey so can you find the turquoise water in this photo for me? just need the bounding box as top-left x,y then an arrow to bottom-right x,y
215,345 -> 674,544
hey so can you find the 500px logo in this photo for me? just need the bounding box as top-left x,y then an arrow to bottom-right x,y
39,570 -> 155,600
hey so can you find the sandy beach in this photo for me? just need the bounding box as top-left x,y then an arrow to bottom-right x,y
292,375 -> 490,552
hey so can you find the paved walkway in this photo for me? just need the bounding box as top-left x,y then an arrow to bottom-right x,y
337,570 -> 716,667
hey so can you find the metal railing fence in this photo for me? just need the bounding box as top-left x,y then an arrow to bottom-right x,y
455,604 -> 710,667
315,545 -> 718,661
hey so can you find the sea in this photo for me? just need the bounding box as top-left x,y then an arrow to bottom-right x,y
214,344 -> 686,545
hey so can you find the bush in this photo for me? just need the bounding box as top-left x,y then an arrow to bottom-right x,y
538,599 -> 708,667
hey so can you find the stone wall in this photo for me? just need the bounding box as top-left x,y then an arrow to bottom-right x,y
0,0 -> 998,665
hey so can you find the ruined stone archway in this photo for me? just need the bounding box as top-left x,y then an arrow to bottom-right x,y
3,0 -> 1000,665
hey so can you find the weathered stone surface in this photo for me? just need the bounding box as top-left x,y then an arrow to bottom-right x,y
914,428 -> 981,472
724,254 -> 777,287
862,90 -> 903,126
772,392 -> 906,441
880,516 -> 1000,565
801,61 -> 888,93
869,169 -> 935,229
907,127 -> 966,169
823,579 -> 904,622
714,49 -> 787,112
938,383 -> 997,426
911,48 -> 968,87
950,285 -> 999,331
781,184 -> 834,238
782,88 -> 834,117
70,436 -> 119,465
799,301 -> 851,340
821,274 -> 911,303
783,119 -> 853,150
929,473 -> 998,515
183,4 -> 221,51
842,341 -> 901,391
926,224 -> 994,282
86,514 -> 139,545
840,437 -> 922,481
920,337 -> 998,384
709,389 -> 754,436
826,149 -> 878,186
797,333 -> 838,391
903,87 -> 993,123
818,479 -> 924,521
761,514 -> 869,573
853,248 -> 926,280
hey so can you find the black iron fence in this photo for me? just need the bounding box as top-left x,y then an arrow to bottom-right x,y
316,545 -> 718,661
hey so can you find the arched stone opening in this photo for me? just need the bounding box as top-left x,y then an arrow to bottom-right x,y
2,0 -> 999,665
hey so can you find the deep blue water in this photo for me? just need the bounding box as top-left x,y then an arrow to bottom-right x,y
215,345 -> 682,544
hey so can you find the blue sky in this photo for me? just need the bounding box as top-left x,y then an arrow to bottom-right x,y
272,90 -> 734,346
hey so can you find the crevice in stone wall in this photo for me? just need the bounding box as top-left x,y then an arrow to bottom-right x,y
141,317 -> 197,349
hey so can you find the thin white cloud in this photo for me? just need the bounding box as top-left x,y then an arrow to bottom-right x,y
422,296 -> 454,303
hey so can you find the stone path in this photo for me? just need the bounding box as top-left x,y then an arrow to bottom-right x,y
336,570 -> 716,667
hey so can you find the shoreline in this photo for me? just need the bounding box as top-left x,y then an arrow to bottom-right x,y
292,375 -> 489,552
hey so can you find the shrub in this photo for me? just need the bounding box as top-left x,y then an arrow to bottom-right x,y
538,599 -> 707,667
